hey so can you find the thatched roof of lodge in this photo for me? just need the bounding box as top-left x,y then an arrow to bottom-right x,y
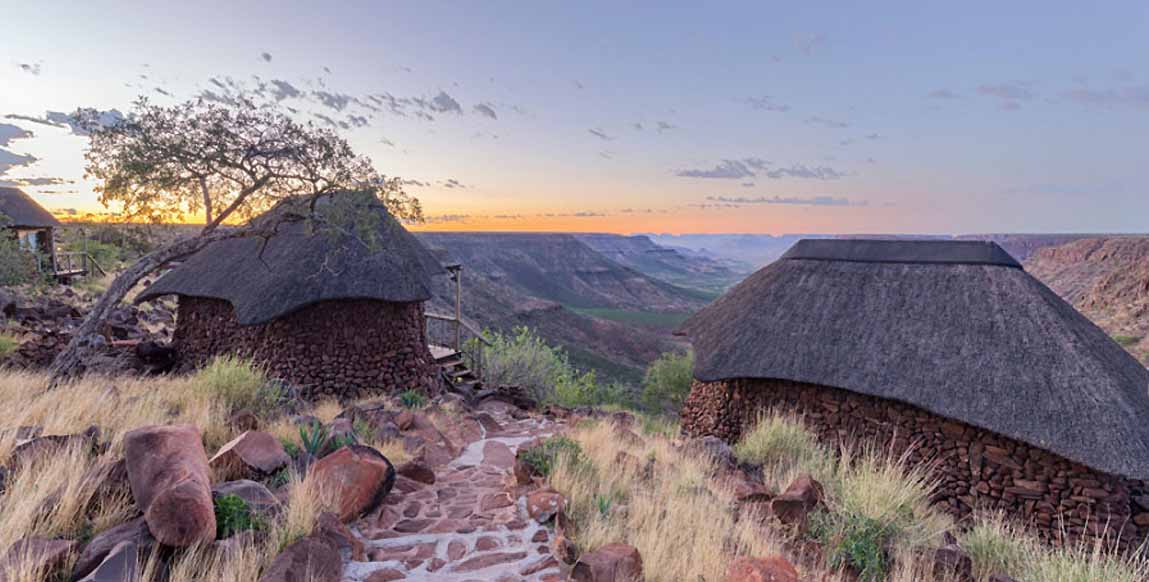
0,187 -> 62,228
680,238 -> 1149,479
137,192 -> 445,325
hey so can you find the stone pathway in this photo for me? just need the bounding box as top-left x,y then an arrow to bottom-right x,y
342,403 -> 564,581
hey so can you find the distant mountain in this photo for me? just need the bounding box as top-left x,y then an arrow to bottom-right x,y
418,233 -> 711,311
574,233 -> 748,295
1026,237 -> 1149,364
644,233 -> 821,268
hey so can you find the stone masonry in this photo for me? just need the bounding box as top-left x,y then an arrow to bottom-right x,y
173,297 -> 439,401
681,378 -> 1149,549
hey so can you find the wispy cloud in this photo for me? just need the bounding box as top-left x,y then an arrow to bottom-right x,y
0,176 -> 70,187
0,124 -> 33,147
17,63 -> 41,76
472,103 -> 498,119
804,116 -> 849,128
977,81 -> 1036,101
794,33 -> 826,56
1062,85 -> 1149,110
0,149 -> 39,175
441,178 -> 467,189
260,52 -> 273,63
925,88 -> 961,100
269,80 -> 302,101
763,164 -> 846,180
676,158 -> 769,179
588,128 -> 614,141
429,91 -> 462,114
746,96 -> 791,112
706,194 -> 863,206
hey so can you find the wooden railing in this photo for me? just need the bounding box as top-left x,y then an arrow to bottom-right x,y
55,251 -> 107,277
425,311 -> 492,380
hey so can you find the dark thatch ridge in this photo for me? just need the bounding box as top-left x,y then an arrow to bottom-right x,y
0,187 -> 62,228
680,238 -> 1149,479
137,192 -> 445,325
781,238 -> 1021,268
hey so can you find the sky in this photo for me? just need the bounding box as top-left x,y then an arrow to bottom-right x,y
1,1 -> 1147,235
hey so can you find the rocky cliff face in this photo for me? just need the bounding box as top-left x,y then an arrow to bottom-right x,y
574,233 -> 746,294
1026,237 -> 1149,364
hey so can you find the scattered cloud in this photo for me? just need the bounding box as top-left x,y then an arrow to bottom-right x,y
313,90 -> 355,111
1062,85 -> 1149,110
441,178 -> 467,189
763,164 -> 846,180
5,110 -> 120,136
472,103 -> 498,119
429,91 -> 462,114
269,80 -> 302,101
864,133 -> 883,140
794,33 -> 826,56
706,194 -> 863,206
746,96 -> 791,112
0,148 -> 39,175
599,151 -> 614,160
655,121 -> 675,132
5,114 -> 59,128
977,81 -> 1036,102
926,88 -> 961,100
740,182 -> 755,188
588,128 -> 613,141
17,63 -> 41,76
676,158 -> 770,179
804,116 -> 849,128
400,178 -> 430,188
423,213 -> 471,224
0,123 -> 33,147
380,137 -> 395,147
0,176 -> 70,187
260,52 -> 273,63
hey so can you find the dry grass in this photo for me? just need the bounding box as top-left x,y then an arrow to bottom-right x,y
550,421 -> 788,581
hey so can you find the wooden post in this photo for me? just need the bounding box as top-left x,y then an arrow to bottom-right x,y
453,266 -> 463,351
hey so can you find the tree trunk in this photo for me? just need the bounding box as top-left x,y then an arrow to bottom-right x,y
48,225 -> 267,385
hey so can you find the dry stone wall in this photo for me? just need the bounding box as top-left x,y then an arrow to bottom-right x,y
173,297 -> 439,401
681,378 -> 1149,549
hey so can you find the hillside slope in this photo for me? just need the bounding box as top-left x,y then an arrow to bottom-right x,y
574,233 -> 746,295
418,233 -> 710,311
1026,237 -> 1149,364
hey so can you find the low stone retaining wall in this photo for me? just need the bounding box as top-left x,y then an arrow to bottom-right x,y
681,378 -> 1149,549
173,297 -> 439,401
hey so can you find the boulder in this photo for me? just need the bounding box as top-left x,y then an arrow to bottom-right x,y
72,518 -> 152,580
76,541 -> 138,582
571,543 -> 643,582
9,425 -> 101,470
213,480 -> 281,514
209,431 -> 291,478
257,535 -> 341,582
228,410 -> 261,432
769,474 -> 824,529
526,489 -> 566,523
123,424 -> 216,547
309,445 -> 396,522
395,459 -> 435,485
933,543 -> 973,581
312,511 -> 365,562
725,556 -> 799,582
0,537 -> 77,581
552,532 -> 578,565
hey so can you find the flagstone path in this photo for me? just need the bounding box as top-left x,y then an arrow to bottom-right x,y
342,402 -> 566,581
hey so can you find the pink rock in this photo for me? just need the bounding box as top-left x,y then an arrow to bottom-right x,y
309,445 -> 396,522
396,459 -> 435,484
209,431 -> 291,477
571,543 -> 643,582
1,537 -> 78,580
526,489 -> 566,523
769,474 -> 823,529
123,424 -> 216,547
257,535 -> 341,582
725,556 -> 799,582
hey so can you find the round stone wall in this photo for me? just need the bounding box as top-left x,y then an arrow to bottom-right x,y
681,378 -> 1149,550
173,296 -> 440,401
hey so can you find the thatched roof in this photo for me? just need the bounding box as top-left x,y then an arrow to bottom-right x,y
680,238 -> 1149,479
0,187 -> 62,228
137,192 -> 445,325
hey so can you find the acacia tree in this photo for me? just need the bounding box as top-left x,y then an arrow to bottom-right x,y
50,97 -> 422,382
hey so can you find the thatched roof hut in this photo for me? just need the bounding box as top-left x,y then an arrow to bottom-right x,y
0,187 -> 62,229
680,238 -> 1149,480
138,192 -> 447,399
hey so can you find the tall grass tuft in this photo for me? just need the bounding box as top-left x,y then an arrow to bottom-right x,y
190,355 -> 280,415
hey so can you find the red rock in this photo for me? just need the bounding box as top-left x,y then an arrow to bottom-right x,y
309,445 -> 396,522
552,532 -> 578,564
396,459 -> 435,484
365,568 -> 405,581
123,424 -> 216,547
572,543 -> 643,582
447,539 -> 467,560
526,489 -> 567,523
228,409 -> 261,432
71,518 -> 152,579
450,551 -> 528,573
480,492 -> 514,510
210,431 -> 291,477
313,511 -> 366,562
475,536 -> 500,550
76,540 -> 137,582
769,474 -> 823,529
933,543 -> 973,580
725,556 -> 799,582
521,555 -> 560,576
257,535 -> 342,582
396,411 -> 415,431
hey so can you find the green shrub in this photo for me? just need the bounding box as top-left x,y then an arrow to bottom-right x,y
1113,334 -> 1141,347
0,237 -> 39,286
640,350 -> 694,413
192,355 -> 280,414
519,436 -> 582,477
213,494 -> 262,539
811,510 -> 897,582
397,389 -> 427,409
481,326 -> 628,407
0,334 -> 19,358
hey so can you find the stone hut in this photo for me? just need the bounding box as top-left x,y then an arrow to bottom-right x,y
137,192 -> 446,401
0,187 -> 61,267
679,239 -> 1149,547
